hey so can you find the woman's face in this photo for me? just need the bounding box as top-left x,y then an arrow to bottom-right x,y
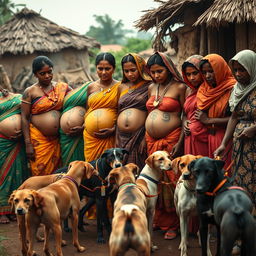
232,61 -> 250,86
201,62 -> 217,87
184,66 -> 203,88
35,65 -> 53,87
96,60 -> 115,82
149,64 -> 170,85
123,62 -> 141,83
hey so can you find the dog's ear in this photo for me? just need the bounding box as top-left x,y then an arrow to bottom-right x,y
121,148 -> 129,155
188,159 -> 197,172
31,190 -> 44,208
214,160 -> 225,172
8,190 -> 17,212
171,157 -> 181,174
84,162 -> 97,179
101,149 -> 111,158
145,155 -> 154,169
126,163 -> 140,177
196,155 -> 203,159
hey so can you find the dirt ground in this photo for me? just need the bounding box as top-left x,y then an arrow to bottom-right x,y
0,218 -> 217,256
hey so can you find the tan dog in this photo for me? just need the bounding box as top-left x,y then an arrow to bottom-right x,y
108,163 -> 151,256
172,154 -> 205,256
136,150 -> 172,251
9,161 -> 97,256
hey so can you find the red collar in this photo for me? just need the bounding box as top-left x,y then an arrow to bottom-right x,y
205,178 -> 227,196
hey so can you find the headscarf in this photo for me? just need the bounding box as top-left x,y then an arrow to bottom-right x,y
157,52 -> 184,83
229,49 -> 256,112
121,53 -> 151,83
197,54 -> 235,117
181,55 -> 203,89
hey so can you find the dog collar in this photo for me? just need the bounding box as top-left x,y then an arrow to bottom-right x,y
205,178 -> 227,196
63,176 -> 79,189
139,173 -> 159,185
118,183 -> 136,191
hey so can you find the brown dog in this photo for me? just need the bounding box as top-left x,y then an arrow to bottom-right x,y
108,163 -> 151,256
136,150 -> 172,251
9,161 -> 97,256
172,154 -> 203,256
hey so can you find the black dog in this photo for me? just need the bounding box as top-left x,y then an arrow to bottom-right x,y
189,157 -> 256,256
55,148 -> 128,243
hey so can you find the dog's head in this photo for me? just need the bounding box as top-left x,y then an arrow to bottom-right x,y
188,157 -> 225,194
67,161 -> 98,180
171,154 -> 203,180
101,148 -> 129,168
8,189 -> 44,215
145,151 -> 172,172
107,163 -> 139,187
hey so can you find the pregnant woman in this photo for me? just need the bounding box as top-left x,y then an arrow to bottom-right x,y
21,56 -> 70,175
116,53 -> 152,170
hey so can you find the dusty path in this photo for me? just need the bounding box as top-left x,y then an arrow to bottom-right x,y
0,219 -> 217,256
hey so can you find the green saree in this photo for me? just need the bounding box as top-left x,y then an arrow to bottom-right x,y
60,82 -> 91,166
0,93 -> 29,215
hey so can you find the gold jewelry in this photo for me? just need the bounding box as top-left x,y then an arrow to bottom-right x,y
153,83 -> 171,107
38,84 -> 58,103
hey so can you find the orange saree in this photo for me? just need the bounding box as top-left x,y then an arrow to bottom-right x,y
30,82 -> 68,176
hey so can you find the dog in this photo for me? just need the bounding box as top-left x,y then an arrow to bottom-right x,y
189,157 -> 256,256
55,147 -> 129,243
108,163 -> 151,256
9,161 -> 97,256
172,154 -> 203,256
135,150 -> 172,251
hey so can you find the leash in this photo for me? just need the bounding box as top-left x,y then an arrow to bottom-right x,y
205,178 -> 228,196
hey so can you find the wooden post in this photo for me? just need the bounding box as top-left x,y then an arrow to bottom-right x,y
207,27 -> 218,54
235,23 -> 248,52
199,24 -> 207,56
248,22 -> 256,51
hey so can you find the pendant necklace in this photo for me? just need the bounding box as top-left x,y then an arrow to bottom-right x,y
153,83 -> 171,107
38,83 -> 58,103
100,80 -> 114,96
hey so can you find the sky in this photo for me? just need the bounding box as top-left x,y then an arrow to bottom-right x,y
13,0 -> 158,35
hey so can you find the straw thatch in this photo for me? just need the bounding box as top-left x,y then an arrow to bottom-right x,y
195,0 -> 256,27
0,8 -> 100,55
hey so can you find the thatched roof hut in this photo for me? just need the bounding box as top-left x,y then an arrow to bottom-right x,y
136,0 -> 256,67
0,8 -> 100,91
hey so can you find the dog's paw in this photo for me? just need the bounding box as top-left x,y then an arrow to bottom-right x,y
61,240 -> 67,247
151,244 -> 158,252
97,237 -> 106,244
77,245 -> 86,252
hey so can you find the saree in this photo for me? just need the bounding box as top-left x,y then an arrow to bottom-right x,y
116,53 -> 151,170
30,82 -> 68,176
0,93 -> 29,215
83,82 -> 120,162
182,55 -> 209,156
197,54 -> 235,166
60,82 -> 91,166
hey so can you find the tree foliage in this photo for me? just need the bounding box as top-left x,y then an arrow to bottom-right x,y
0,0 -> 24,25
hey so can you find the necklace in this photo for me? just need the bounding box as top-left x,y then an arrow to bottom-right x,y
38,84 -> 58,103
153,83 -> 171,107
100,81 -> 114,96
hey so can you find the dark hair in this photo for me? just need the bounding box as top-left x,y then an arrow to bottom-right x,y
147,53 -> 167,68
95,52 -> 116,68
199,59 -> 209,70
182,62 -> 195,71
121,54 -> 136,68
32,56 -> 53,74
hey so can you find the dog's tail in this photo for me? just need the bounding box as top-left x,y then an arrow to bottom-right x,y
231,204 -> 244,228
121,204 -> 139,234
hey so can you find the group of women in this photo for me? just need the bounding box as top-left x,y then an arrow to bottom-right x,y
0,50 -> 255,244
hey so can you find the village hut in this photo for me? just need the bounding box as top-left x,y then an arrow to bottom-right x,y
0,8 -> 100,92
135,0 -> 256,68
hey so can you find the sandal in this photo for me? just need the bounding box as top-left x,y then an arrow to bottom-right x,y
0,215 -> 10,224
164,229 -> 177,240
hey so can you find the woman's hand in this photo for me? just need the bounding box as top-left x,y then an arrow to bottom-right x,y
194,109 -> 210,124
26,143 -> 35,161
184,120 -> 191,136
170,142 -> 183,159
67,125 -> 84,136
237,126 -> 256,139
94,126 -> 115,139
214,144 -> 226,159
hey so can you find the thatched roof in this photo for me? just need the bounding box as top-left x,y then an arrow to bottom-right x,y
0,8 -> 100,55
195,0 -> 256,27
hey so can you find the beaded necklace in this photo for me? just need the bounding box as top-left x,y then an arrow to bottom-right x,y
38,83 -> 58,103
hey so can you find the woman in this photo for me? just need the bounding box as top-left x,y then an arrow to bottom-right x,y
196,54 -> 236,170
214,49 -> 256,217
21,56 -> 70,176
0,87 -> 29,224
83,52 -> 120,161
116,53 -> 151,170
146,52 -> 186,239
60,81 -> 91,166
182,55 -> 208,156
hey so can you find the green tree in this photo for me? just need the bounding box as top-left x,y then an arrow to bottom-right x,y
125,38 -> 151,53
0,0 -> 24,25
85,14 -> 131,45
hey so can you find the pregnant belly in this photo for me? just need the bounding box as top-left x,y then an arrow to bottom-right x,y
117,108 -> 147,133
0,114 -> 22,138
85,108 -> 116,136
31,110 -> 61,136
145,109 -> 181,139
60,106 -> 86,134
